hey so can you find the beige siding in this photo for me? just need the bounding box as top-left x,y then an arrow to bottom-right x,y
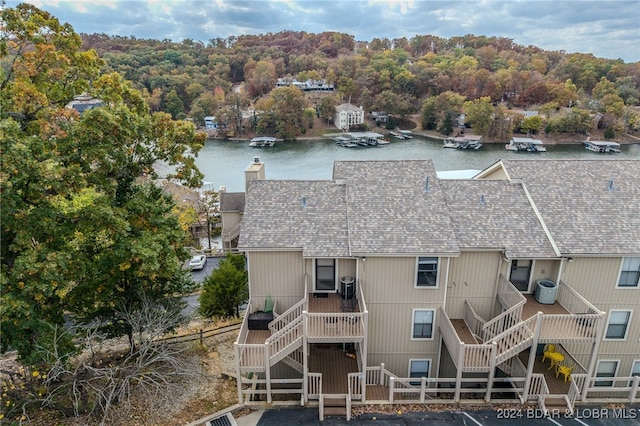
362,256 -> 444,374
248,251 -> 305,312
362,257 -> 446,303
532,259 -> 560,285
221,211 -> 242,229
337,258 -> 357,281
478,167 -> 508,180
562,257 -> 635,305
446,252 -> 501,319
367,351 -> 440,379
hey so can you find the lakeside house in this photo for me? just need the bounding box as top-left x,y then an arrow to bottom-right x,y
227,158 -> 640,420
334,103 -> 365,130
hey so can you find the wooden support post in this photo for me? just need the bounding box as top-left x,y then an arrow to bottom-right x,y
388,377 -> 395,403
582,311 -> 607,402
264,342 -> 272,403
454,346 -> 465,402
379,363 -> 385,385
234,343 -> 243,404
420,377 -> 427,403
486,342 -> 497,402
523,312 -> 543,402
630,376 -> 639,402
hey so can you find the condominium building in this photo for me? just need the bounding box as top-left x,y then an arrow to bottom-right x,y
231,158 -> 640,419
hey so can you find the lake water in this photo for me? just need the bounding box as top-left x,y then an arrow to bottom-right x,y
190,137 -> 640,192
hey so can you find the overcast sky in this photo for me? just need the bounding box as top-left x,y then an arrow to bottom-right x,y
11,0 -> 640,62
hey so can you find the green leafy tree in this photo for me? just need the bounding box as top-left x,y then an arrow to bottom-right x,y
521,115 -> 544,134
199,254 -> 248,318
1,4 -> 205,365
464,96 -> 494,136
318,95 -> 337,124
164,89 -> 185,119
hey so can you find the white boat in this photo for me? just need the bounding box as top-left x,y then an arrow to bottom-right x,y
326,132 -> 385,148
389,131 -> 405,139
399,130 -> 413,138
249,136 -> 277,147
506,137 -> 547,152
584,140 -> 621,153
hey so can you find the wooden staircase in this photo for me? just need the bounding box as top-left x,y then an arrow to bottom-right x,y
320,394 -> 350,421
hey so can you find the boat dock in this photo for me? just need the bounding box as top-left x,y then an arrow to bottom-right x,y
249,137 -> 277,147
325,132 -> 388,148
443,135 -> 483,150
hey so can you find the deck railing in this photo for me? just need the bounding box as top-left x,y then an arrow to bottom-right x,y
555,344 -> 587,375
538,313 -> 602,341
497,274 -> 527,310
306,312 -> 365,340
386,376 -> 527,403
221,222 -> 241,243
307,372 -> 322,400
483,275 -> 526,341
269,274 -> 308,333
348,372 -> 363,400
266,315 -> 303,365
557,280 -> 601,315
463,344 -> 494,372
491,315 -> 537,364
463,300 -> 486,339
582,375 -> 640,402
365,363 -> 395,387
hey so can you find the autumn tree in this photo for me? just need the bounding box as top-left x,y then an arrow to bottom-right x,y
1,4 -> 205,365
464,96 -> 494,136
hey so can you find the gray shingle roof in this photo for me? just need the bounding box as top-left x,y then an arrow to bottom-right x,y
440,180 -> 557,258
220,192 -> 245,212
500,159 -> 640,255
333,160 -> 459,255
238,180 -> 350,257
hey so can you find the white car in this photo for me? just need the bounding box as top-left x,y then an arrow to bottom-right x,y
188,255 -> 207,270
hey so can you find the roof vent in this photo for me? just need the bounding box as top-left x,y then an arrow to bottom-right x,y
424,176 -> 430,193
253,156 -> 260,164
301,196 -> 307,208
608,180 -> 614,191
480,194 -> 486,206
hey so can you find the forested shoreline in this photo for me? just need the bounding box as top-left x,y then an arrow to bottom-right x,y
82,31 -> 640,141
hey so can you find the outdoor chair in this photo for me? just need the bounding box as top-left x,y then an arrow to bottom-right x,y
556,365 -> 574,382
542,344 -> 556,364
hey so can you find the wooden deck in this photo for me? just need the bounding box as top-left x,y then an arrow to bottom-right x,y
247,329 -> 270,344
309,344 -> 358,394
308,293 -> 360,313
520,353 -> 571,394
521,295 -> 569,319
451,319 -> 479,344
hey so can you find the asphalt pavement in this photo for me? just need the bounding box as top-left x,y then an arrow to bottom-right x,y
252,406 -> 640,426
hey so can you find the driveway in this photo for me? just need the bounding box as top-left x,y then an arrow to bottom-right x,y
190,256 -> 221,284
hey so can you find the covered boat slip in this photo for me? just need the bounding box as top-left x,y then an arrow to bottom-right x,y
506,137 -> 547,152
325,131 -> 387,147
249,136 -> 277,147
584,140 -> 621,153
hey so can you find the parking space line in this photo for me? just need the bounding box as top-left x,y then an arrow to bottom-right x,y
548,418 -> 564,426
573,418 -> 590,426
462,411 -> 485,426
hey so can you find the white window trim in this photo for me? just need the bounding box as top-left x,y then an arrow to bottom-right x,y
594,359 -> 619,387
410,308 -> 436,341
604,309 -> 632,341
414,256 -> 439,289
615,257 -> 640,289
408,358 -> 432,379
630,360 -> 640,377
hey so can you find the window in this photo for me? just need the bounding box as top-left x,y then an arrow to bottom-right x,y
618,257 -> 640,288
416,257 -> 438,287
412,309 -> 435,339
595,360 -> 618,387
409,359 -> 431,385
605,310 -> 632,340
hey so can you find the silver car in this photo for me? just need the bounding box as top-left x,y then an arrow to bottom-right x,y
188,254 -> 207,270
